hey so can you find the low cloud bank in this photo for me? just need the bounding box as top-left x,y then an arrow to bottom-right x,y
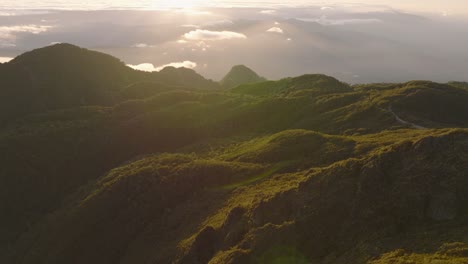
0,24 -> 52,47
267,27 -> 284,33
127,61 -> 197,72
0,57 -> 13,63
184,29 -> 247,41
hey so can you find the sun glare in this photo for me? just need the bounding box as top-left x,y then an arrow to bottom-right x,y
153,0 -> 206,9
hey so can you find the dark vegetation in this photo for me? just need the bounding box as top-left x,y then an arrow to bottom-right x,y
221,65 -> 266,89
0,44 -> 218,125
1,44 -> 467,264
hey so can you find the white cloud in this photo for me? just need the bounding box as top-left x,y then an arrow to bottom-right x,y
321,6 -> 334,11
127,61 -> 197,72
184,29 -> 247,41
260,10 -> 276,14
174,9 -> 211,15
0,10 -> 51,16
132,43 -> 155,48
127,63 -> 157,72
195,41 -> 210,48
0,25 -> 51,38
155,61 -> 197,71
0,25 -> 52,45
0,57 -> 13,63
267,27 -> 284,34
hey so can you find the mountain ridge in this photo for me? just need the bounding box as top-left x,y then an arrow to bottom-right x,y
0,44 -> 467,264
0,44 -> 219,124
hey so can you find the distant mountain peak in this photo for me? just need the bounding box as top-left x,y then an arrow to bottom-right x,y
221,65 -> 266,89
231,64 -> 256,71
10,43 -> 126,71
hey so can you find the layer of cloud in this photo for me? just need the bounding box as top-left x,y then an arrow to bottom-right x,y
173,9 -> 212,16
0,11 -> 17,16
1,1 -> 468,15
1,7 -> 468,84
299,16 -> 382,25
0,43 -> 16,48
127,61 -> 197,72
132,43 -> 156,48
260,10 -> 276,14
202,19 -> 234,28
0,25 -> 52,45
184,29 -> 247,41
0,25 -> 51,38
266,27 -> 284,33
0,10 -> 52,16
0,57 -> 13,63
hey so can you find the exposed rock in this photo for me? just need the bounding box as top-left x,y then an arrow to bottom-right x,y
183,226 -> 219,264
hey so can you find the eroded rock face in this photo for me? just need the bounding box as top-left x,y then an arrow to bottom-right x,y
222,207 -> 248,247
182,207 -> 250,263
182,226 -> 219,264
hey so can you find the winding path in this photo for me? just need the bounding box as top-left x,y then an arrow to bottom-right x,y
388,105 -> 428,130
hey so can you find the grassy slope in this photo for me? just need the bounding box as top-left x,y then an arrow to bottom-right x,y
1,57 -> 468,263
7,128 -> 467,264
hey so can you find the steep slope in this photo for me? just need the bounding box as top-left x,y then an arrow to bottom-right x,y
5,129 -> 467,264
0,44 -> 219,123
0,44 -> 136,123
221,65 -> 266,89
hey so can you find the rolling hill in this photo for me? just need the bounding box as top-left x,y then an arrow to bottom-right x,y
0,44 -> 467,264
0,44 -> 219,124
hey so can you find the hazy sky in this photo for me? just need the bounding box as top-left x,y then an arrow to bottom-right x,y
1,0 -> 468,14
1,1 -> 468,83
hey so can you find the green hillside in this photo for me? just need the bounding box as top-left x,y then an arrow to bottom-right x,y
0,45 -> 467,264
0,44 -> 218,124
